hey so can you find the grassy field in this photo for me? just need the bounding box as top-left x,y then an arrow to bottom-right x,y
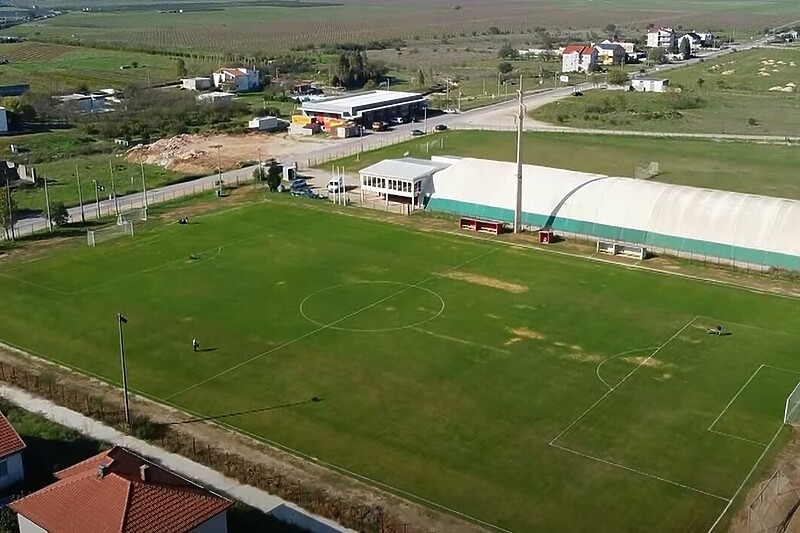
0,41 -> 212,91
327,130 -> 800,199
0,195 -> 798,531
7,0 -> 797,56
532,48 -> 800,135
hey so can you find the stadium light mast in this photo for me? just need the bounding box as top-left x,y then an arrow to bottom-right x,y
513,75 -> 525,234
117,313 -> 131,427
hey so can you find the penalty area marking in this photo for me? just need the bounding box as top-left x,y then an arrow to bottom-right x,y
299,281 -> 445,333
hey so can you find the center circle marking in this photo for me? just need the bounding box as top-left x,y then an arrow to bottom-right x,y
299,281 -> 445,332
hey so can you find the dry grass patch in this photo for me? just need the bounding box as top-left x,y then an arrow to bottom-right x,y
442,271 -> 527,294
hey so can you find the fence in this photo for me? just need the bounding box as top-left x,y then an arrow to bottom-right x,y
0,357 -> 434,533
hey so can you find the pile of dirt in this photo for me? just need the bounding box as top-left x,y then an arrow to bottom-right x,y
126,132 -> 332,174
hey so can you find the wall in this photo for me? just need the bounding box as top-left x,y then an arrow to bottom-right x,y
17,515 -> 47,533
188,511 -> 228,533
0,452 -> 24,491
0,107 -> 7,134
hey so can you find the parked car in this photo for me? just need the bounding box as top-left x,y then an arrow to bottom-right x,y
391,117 -> 405,125
410,129 -> 425,136
290,178 -> 308,190
571,91 -> 584,97
327,177 -> 345,193
434,124 -> 448,131
443,108 -> 460,114
372,121 -> 388,131
301,189 -> 326,200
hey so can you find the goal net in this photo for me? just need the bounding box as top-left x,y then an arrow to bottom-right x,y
87,221 -> 134,247
118,208 -> 147,224
784,381 -> 800,426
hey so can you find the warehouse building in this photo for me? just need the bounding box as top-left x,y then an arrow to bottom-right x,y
299,90 -> 426,128
365,155 -> 800,271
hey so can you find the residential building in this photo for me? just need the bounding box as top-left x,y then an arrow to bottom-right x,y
561,45 -> 598,73
0,411 -> 25,490
696,32 -> 715,47
0,107 -> 7,134
595,42 -> 626,66
10,446 -> 232,533
679,32 -> 702,52
212,67 -> 260,93
647,27 -> 676,49
181,77 -> 213,91
630,78 -> 670,92
601,39 -> 635,55
56,93 -> 109,114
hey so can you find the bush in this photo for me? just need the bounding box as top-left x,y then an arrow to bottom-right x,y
748,117 -> 758,126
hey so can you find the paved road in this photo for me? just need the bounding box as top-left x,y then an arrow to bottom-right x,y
8,37 -> 785,237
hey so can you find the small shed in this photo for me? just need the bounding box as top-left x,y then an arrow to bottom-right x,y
248,116 -> 279,131
0,107 -> 7,134
631,78 -> 670,93
181,77 -> 213,91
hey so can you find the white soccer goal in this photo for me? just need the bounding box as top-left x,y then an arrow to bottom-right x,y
87,221 -> 134,247
783,381 -> 800,425
118,208 -> 147,224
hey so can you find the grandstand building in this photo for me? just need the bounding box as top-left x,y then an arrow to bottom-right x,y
375,156 -> 800,271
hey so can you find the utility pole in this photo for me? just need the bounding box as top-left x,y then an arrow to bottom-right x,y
109,161 -> 120,219
513,75 -> 525,234
92,180 -> 102,218
256,148 -> 262,188
423,107 -> 427,134
211,144 -> 223,197
76,166 -> 85,223
117,313 -> 131,427
140,162 -> 148,211
4,178 -> 14,241
43,174 -> 52,232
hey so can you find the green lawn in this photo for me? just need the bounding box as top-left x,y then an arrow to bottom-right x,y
0,41 -> 212,91
326,130 -> 800,200
0,196 -> 798,531
10,154 -> 188,213
532,48 -> 800,136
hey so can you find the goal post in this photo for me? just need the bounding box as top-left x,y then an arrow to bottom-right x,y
118,207 -> 147,224
87,221 -> 134,247
784,381 -> 800,426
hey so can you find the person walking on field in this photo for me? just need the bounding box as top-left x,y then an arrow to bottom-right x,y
192,338 -> 199,352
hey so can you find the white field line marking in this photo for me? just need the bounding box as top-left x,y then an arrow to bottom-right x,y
595,346 -> 660,390
410,327 -> 510,355
550,316 -> 698,446
165,247 -> 500,401
706,425 -> 786,533
0,271 -> 69,296
707,365 -> 765,432
762,364 -> 800,375
0,337 -> 513,533
707,428 -> 767,447
696,316 -> 800,340
550,442 -> 729,502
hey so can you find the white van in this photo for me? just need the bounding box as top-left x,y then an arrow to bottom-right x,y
327,177 -> 345,193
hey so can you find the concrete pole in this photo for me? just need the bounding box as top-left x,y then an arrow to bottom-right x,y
514,75 -> 525,234
76,166 -> 85,223
43,173 -> 52,231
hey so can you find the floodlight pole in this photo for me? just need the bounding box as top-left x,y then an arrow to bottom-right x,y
140,162 -> 148,211
43,173 -> 52,232
211,144 -> 223,197
117,313 -> 131,427
92,180 -> 101,218
513,75 -> 525,234
4,178 -> 14,241
109,161 -> 120,219
76,166 -> 85,223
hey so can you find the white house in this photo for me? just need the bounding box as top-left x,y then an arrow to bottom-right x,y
595,42 -> 626,65
56,93 -> 108,114
678,32 -> 702,52
181,77 -> 213,91
0,411 -> 25,490
212,67 -> 260,93
0,107 -> 7,134
647,27 -> 676,49
10,446 -> 232,533
561,45 -> 598,73
248,115 -> 279,131
631,78 -> 670,92
601,39 -> 635,55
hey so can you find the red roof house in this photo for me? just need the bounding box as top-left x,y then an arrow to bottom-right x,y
10,446 -> 232,533
0,410 -> 26,491
561,44 -> 598,73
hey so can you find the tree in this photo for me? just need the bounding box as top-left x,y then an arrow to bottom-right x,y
647,47 -> 667,65
131,61 -> 139,68
417,69 -> 425,87
0,186 -> 16,240
604,24 -> 617,34
0,506 -> 18,533
498,42 -> 518,59
498,61 -> 514,74
668,38 -> 679,54
488,26 -> 501,35
49,201 -> 69,227
607,69 -> 630,85
176,58 -> 188,78
363,79 -> 378,90
679,37 -> 691,60
265,160 -> 283,191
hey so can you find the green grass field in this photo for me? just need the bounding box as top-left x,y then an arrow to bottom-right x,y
327,130 -> 800,200
532,48 -> 800,136
0,195 -> 798,531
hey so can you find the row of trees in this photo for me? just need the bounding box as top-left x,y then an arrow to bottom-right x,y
330,50 -> 389,89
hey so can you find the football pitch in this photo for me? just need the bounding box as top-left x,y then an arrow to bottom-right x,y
1,198 -> 799,532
